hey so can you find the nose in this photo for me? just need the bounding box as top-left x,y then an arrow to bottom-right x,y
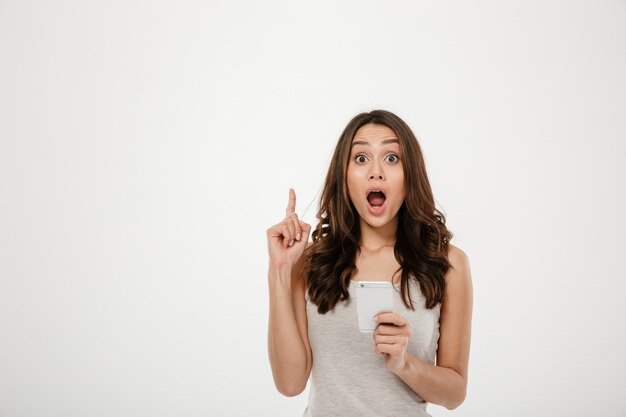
369,163 -> 384,180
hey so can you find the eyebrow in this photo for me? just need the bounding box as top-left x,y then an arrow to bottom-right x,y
351,138 -> 400,148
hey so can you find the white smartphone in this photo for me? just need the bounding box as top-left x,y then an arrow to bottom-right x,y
354,281 -> 394,333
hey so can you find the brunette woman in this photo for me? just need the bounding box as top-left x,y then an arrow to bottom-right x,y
267,109 -> 473,417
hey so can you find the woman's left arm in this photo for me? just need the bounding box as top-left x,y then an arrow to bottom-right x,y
393,245 -> 473,410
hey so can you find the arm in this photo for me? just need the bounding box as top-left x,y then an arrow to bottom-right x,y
393,245 -> 473,409
267,252 -> 313,397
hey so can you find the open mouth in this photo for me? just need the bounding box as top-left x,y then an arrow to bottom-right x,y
367,190 -> 386,208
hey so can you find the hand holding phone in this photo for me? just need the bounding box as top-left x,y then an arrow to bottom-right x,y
354,281 -> 394,333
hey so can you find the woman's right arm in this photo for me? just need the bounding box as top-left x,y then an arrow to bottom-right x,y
266,188 -> 313,397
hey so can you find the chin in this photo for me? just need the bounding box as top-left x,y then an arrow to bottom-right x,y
361,213 -> 392,228
360,210 -> 395,227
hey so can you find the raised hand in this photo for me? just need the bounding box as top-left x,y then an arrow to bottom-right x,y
266,188 -> 312,269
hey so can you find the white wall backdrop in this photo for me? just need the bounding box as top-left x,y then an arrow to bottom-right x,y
1,1 -> 625,416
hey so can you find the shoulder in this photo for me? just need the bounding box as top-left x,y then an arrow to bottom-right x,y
447,244 -> 470,275
443,243 -> 472,294
436,243 -> 473,401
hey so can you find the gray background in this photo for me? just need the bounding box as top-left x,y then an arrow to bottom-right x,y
1,1 -> 625,416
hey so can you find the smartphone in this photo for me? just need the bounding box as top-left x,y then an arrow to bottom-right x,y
354,281 -> 394,333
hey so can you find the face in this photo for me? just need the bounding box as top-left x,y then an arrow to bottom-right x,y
346,123 -> 406,228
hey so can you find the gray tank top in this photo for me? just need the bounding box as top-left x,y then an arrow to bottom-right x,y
302,278 -> 441,417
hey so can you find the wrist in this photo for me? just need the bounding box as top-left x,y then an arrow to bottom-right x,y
268,263 -> 292,285
269,262 -> 292,275
394,353 -> 418,378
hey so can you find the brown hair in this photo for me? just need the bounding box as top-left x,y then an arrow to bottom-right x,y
302,109 -> 453,314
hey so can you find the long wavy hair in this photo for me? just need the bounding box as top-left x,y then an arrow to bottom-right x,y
302,109 -> 453,314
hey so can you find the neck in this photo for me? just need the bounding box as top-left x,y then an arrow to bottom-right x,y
358,215 -> 398,252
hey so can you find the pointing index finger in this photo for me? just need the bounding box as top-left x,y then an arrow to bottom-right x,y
286,188 -> 296,215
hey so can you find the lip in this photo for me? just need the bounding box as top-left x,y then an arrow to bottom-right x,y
365,186 -> 387,216
366,186 -> 388,197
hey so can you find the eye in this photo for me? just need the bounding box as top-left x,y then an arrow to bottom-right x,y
355,154 -> 368,164
386,154 -> 400,163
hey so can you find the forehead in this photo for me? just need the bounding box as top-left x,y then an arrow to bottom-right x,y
352,123 -> 398,145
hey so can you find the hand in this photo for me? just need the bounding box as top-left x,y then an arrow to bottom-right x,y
266,188 -> 312,269
373,312 -> 411,374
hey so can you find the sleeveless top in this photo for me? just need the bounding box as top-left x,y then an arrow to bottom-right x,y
302,278 -> 441,417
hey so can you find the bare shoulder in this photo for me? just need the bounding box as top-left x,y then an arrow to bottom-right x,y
436,243 -> 473,396
441,244 -> 472,317
446,243 -> 471,284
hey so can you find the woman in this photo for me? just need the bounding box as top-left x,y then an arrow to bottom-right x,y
267,109 -> 473,417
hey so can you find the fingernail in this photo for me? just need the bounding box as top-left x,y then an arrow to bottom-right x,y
296,233 -> 301,241
372,316 -> 378,322
289,240 -> 293,247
